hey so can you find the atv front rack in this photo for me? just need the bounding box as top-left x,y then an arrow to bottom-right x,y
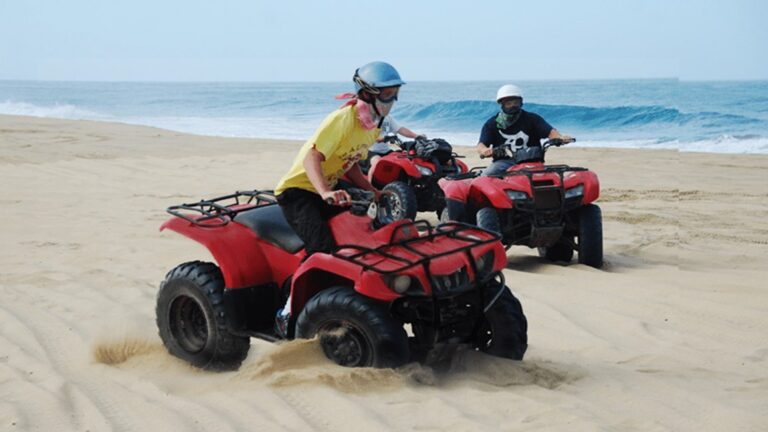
491,164 -> 587,179
332,221 -> 500,275
167,190 -> 277,227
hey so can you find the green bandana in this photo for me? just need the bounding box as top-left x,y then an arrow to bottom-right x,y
495,111 -> 521,129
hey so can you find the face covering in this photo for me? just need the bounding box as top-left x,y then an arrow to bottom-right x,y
496,110 -> 522,129
374,98 -> 395,119
496,98 -> 523,128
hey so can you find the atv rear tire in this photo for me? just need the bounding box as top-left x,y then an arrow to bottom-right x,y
538,238 -> 574,263
474,283 -> 528,360
295,286 -> 409,368
476,207 -> 502,234
156,261 -> 250,370
381,181 -> 418,222
578,204 -> 603,268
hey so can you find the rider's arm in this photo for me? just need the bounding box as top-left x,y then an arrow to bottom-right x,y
345,163 -> 379,197
478,118 -> 496,157
397,126 -> 420,139
304,146 -> 350,204
548,129 -> 575,143
477,142 -> 493,157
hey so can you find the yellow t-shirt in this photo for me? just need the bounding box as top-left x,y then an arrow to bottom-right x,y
275,105 -> 380,195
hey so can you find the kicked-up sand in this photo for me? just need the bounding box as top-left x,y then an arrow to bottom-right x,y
1,114 -> 767,431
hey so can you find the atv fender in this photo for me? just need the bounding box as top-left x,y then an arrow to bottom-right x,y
160,217 -> 273,289
567,170 -> 600,204
469,177 -> 515,209
439,177 -> 472,202
289,253 -> 399,316
371,156 -> 422,185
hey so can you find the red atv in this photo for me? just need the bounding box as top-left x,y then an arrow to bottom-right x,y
440,138 -> 603,268
365,136 -> 468,221
156,189 -> 527,370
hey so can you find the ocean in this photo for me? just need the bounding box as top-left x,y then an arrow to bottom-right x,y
1,79 -> 767,154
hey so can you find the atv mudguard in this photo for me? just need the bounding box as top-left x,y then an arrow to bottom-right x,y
289,216 -> 420,315
468,177 -> 516,209
160,217 -> 294,289
439,177 -> 472,201
289,253 -> 400,318
370,153 -> 423,185
564,170 -> 600,204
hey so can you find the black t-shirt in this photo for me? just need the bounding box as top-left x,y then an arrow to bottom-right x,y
479,111 -> 553,161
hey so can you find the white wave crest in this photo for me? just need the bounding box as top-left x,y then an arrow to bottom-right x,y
0,100 -> 108,120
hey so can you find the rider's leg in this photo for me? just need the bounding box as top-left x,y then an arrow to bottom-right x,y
445,198 -> 467,222
482,159 -> 516,176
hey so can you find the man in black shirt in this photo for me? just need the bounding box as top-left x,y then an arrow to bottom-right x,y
477,84 -> 573,176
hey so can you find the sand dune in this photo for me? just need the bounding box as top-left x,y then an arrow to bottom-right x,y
1,115 -> 766,431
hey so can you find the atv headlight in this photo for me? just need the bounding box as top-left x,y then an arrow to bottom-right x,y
388,275 -> 412,294
505,190 -> 527,201
475,250 -> 496,276
564,185 -> 584,199
417,166 -> 433,176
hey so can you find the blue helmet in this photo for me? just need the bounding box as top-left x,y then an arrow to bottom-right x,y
353,61 -> 405,95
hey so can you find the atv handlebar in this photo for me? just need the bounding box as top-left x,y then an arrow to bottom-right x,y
480,137 -> 577,159
324,188 -> 376,210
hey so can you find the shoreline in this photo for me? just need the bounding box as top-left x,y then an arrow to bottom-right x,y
3,114 -> 768,157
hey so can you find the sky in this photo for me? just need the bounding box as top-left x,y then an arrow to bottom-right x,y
1,0 -> 767,82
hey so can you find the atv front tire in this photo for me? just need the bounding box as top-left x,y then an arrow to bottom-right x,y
474,283 -> 528,360
577,204 -> 604,268
382,181 -> 418,222
156,261 -> 250,370
295,287 -> 409,368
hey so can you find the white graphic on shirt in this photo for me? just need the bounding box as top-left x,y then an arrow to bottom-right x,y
499,131 -> 530,148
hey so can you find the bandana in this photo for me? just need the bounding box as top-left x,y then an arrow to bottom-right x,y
335,93 -> 379,130
495,110 -> 522,130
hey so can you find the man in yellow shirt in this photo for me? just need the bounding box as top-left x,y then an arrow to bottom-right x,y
275,61 -> 405,255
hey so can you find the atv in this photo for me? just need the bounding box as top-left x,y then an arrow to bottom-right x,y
156,188 -> 527,370
439,138 -> 603,268
363,135 -> 468,221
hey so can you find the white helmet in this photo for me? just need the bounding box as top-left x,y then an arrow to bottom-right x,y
496,84 -> 523,103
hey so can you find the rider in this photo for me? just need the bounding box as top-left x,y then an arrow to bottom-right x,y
477,84 -> 573,176
273,61 -> 405,335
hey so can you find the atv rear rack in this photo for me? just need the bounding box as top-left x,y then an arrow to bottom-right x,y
167,190 -> 277,227
332,221 -> 500,275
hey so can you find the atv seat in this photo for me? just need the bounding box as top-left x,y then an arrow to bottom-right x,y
233,204 -> 305,253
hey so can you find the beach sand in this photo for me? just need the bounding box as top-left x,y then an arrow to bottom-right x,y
1,114 -> 767,431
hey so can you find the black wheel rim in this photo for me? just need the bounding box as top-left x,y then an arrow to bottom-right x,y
385,192 -> 404,220
169,295 -> 208,353
317,321 -> 372,367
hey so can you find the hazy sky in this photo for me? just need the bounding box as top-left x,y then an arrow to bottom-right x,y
2,0 -> 766,81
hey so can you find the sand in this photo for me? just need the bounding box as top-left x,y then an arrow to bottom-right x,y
1,114 -> 766,431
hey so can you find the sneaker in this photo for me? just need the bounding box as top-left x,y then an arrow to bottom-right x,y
274,308 -> 290,339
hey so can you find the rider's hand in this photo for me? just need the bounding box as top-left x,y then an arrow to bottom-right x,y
479,146 -> 493,158
321,190 -> 352,206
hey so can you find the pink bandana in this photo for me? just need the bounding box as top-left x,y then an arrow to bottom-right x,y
335,93 -> 378,130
